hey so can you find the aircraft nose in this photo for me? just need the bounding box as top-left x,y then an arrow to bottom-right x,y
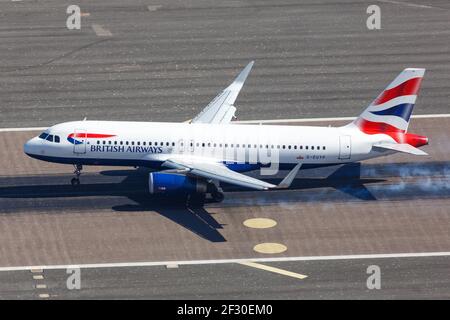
24,137 -> 41,156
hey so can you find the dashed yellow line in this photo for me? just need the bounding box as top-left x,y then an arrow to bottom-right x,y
239,261 -> 308,280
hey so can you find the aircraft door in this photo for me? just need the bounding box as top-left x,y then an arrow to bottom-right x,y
73,129 -> 87,154
339,135 -> 351,160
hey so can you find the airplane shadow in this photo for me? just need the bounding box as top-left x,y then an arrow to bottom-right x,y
0,163 -> 383,242
111,195 -> 227,243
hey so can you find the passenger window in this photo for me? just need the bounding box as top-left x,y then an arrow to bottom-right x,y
294,146 -> 297,149
311,146 -> 314,150
305,146 -> 308,150
126,141 -> 129,145
55,136 -> 60,143
288,145 -> 291,149
137,141 -> 140,146
108,141 -> 112,145
166,142 -> 170,146
143,142 -> 146,146
114,141 -> 117,145
323,146 -> 326,150
103,141 -> 106,145
149,142 -> 152,146
120,141 -> 123,145
172,142 -> 175,147
131,141 -> 135,146
300,146 -> 303,150
97,141 -> 100,145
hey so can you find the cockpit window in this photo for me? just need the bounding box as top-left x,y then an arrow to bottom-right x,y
46,135 -> 54,142
38,132 -> 49,140
54,136 -> 60,143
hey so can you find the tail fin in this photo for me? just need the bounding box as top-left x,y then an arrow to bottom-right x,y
351,68 -> 428,149
353,68 -> 425,134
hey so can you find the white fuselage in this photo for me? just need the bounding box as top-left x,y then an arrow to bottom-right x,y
24,120 -> 392,172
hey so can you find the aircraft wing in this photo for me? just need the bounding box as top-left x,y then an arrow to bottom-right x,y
189,61 -> 254,124
161,157 -> 276,190
373,143 -> 428,155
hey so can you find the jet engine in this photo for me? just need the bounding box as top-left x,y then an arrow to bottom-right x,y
148,172 -> 207,196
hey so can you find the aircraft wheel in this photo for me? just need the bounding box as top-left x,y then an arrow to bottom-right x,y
71,177 -> 80,187
211,191 -> 225,203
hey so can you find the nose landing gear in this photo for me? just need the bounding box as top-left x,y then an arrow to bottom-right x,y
71,164 -> 83,186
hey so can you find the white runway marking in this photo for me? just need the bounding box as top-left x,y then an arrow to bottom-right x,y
0,114 -> 449,132
377,0 -> 436,9
92,24 -> 112,37
147,5 -> 162,11
239,261 -> 307,280
0,251 -> 449,272
235,113 -> 450,124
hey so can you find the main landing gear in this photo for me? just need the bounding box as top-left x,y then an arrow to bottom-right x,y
71,164 -> 83,186
209,182 -> 225,203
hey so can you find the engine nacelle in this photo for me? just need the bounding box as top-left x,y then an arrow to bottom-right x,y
149,172 -> 207,195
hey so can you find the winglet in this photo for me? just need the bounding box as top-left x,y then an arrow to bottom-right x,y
190,61 -> 254,124
275,163 -> 302,189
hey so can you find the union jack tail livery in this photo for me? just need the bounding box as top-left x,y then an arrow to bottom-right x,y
351,68 -> 428,153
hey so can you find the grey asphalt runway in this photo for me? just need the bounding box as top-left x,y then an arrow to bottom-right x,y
1,256 -> 449,299
0,0 -> 449,128
0,0 -> 449,299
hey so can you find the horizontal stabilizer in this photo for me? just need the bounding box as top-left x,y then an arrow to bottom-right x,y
373,143 -> 428,156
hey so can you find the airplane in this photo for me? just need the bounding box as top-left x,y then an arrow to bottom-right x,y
24,62 -> 429,204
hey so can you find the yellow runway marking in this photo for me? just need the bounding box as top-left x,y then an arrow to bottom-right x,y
253,243 -> 287,254
243,218 -> 277,229
33,275 -> 44,280
39,294 -> 50,299
239,261 -> 307,280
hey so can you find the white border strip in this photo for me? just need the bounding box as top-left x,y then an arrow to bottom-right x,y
0,127 -> 48,133
0,251 -> 449,272
235,113 -> 450,124
0,114 -> 449,132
